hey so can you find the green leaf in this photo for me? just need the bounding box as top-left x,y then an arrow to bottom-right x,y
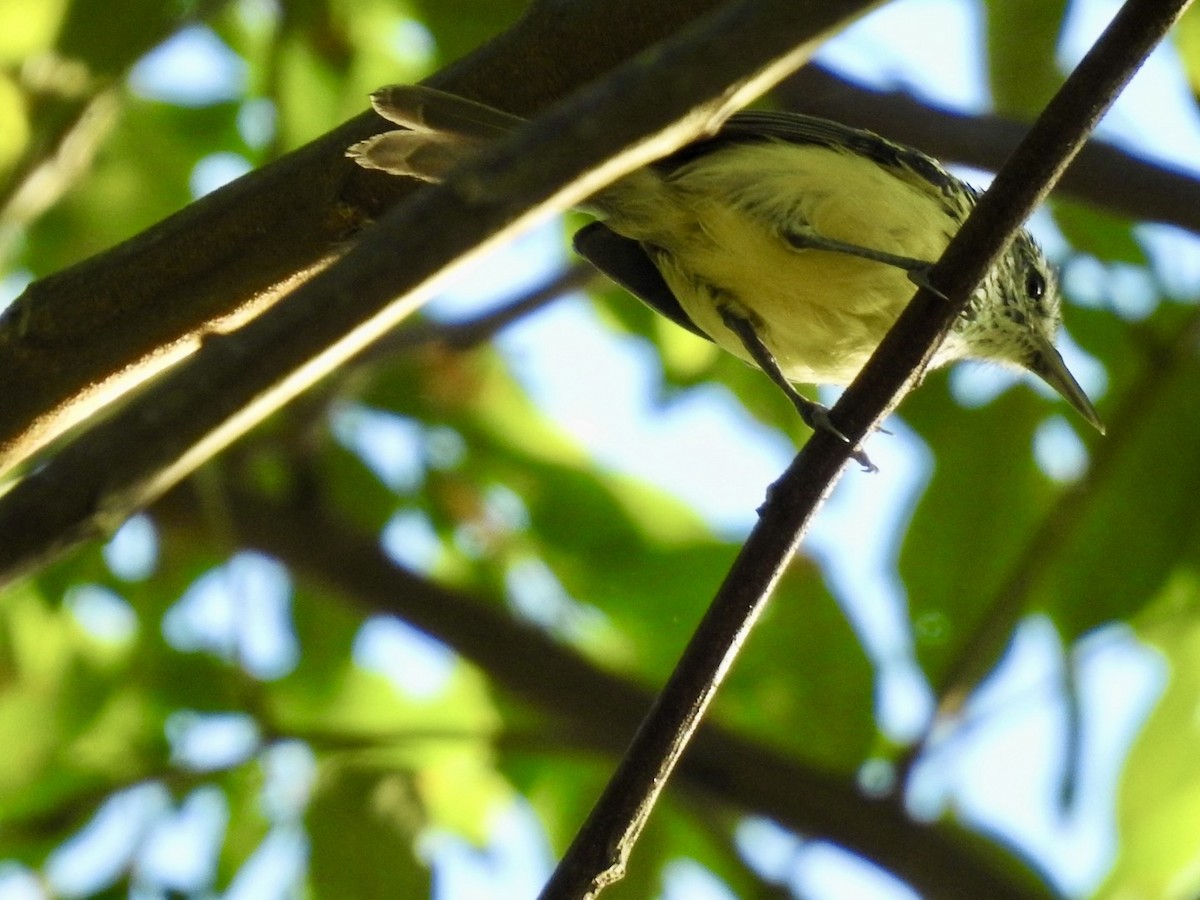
0,0 -> 66,62
717,563 -> 876,770
1034,351 -> 1200,635
1052,199 -> 1147,265
56,0 -> 193,77
985,0 -> 1067,117
899,374 -> 1055,689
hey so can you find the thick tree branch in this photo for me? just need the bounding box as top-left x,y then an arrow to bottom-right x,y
0,0 -> 867,478
153,480 -> 1054,900
0,0 -> 875,581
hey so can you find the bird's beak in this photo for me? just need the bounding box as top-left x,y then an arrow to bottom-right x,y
1030,335 -> 1105,434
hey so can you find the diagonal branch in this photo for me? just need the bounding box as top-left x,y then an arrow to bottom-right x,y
0,0 -> 875,581
540,0 -> 1192,896
0,0 -> 871,478
370,262 -> 596,356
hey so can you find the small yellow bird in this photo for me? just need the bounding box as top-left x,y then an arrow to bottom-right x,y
348,86 -> 1103,467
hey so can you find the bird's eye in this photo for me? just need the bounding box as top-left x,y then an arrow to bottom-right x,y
1025,269 -> 1046,300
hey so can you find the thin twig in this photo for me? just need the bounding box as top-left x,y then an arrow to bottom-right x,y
377,262 -> 595,355
539,0 -> 1191,897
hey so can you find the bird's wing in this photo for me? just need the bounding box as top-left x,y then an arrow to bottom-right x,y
667,110 -> 961,201
572,222 -> 712,343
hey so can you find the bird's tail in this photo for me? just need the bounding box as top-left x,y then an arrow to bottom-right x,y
346,84 -> 670,238
346,85 -> 526,181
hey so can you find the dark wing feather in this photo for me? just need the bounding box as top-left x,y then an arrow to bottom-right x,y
572,222 -> 711,342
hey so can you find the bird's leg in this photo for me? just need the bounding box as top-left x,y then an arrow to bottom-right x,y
782,229 -> 946,298
718,305 -> 876,473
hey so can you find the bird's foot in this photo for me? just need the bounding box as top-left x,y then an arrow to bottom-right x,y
789,394 -> 876,473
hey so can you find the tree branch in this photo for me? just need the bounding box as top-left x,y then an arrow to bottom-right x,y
0,0 -> 854,478
537,0 -> 1190,896
776,64 -> 1200,233
0,0 -> 876,582
372,262 -> 595,356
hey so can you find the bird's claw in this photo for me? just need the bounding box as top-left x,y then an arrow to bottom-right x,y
791,397 -> 877,473
905,264 -> 947,300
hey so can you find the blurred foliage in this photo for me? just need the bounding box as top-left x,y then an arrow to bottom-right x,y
985,0 -> 1067,116
1,1 -> 1199,898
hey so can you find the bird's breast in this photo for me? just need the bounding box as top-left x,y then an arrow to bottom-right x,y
601,140 -> 965,386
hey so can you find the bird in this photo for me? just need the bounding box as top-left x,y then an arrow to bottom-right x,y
347,85 -> 1103,469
